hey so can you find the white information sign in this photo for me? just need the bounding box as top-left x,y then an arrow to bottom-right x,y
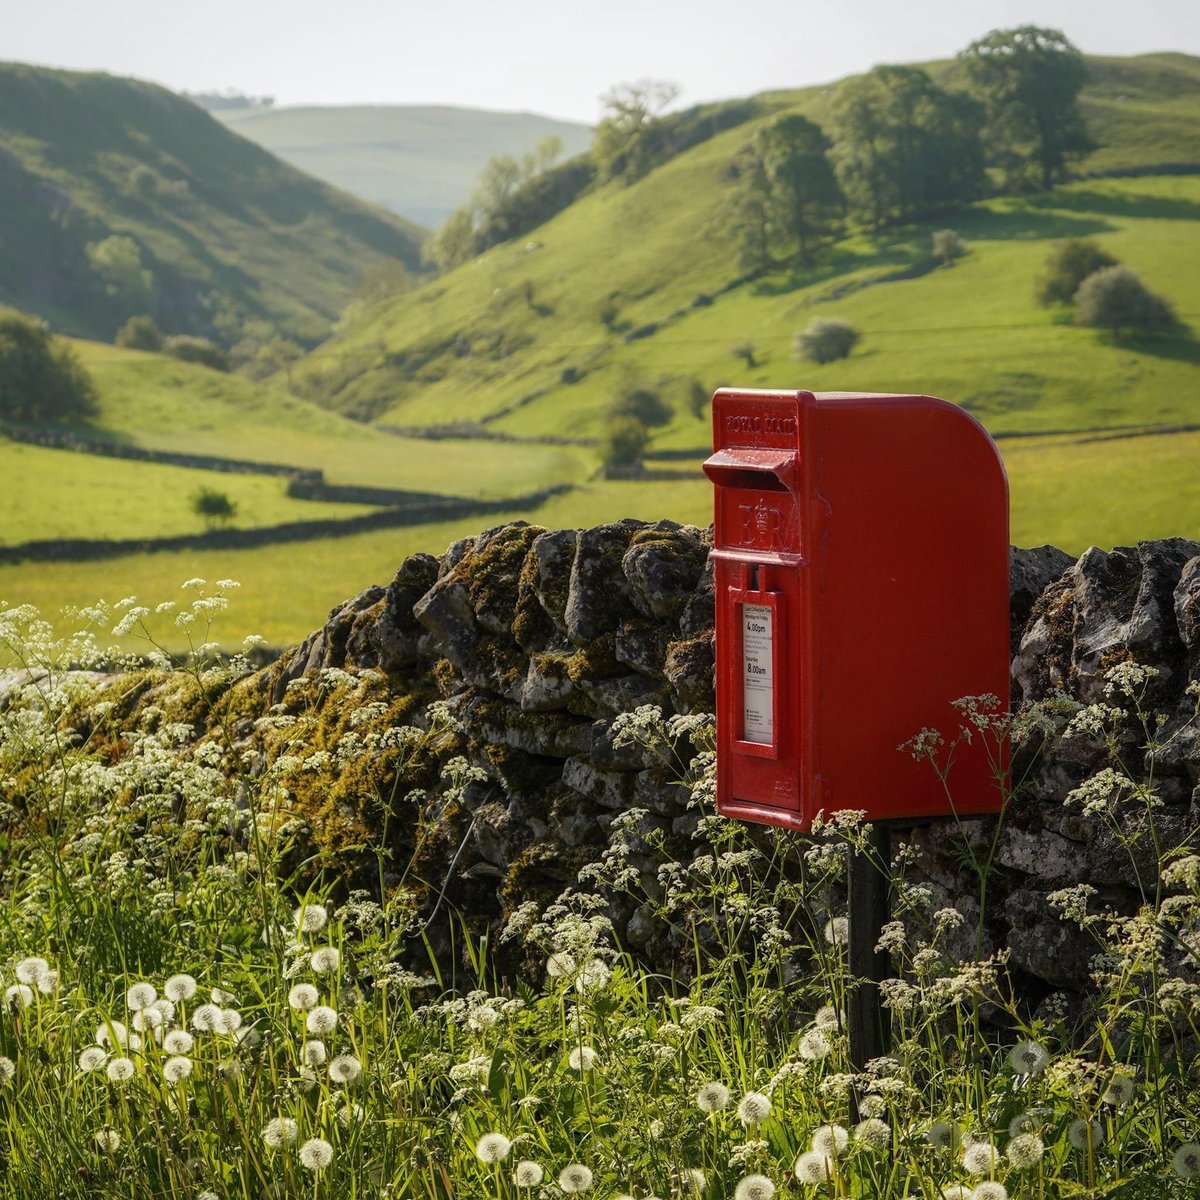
742,603 -> 774,744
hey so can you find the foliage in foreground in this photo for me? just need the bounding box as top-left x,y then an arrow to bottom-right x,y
1,599 -> 1200,1199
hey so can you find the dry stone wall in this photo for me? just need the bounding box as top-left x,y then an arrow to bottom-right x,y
258,521 -> 1200,993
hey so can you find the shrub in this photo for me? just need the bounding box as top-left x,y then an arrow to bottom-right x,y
1036,238 -> 1118,305
793,317 -> 860,364
115,315 -> 163,352
600,415 -> 648,468
190,487 -> 237,529
164,335 -> 230,372
731,340 -> 757,368
612,384 -> 672,429
0,308 -> 97,423
1074,264 -> 1179,338
931,229 -> 966,265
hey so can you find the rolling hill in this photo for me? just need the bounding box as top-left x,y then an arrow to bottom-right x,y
0,62 -> 427,344
213,104 -> 593,228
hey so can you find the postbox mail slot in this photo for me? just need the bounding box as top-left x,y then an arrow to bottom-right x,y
702,448 -> 795,492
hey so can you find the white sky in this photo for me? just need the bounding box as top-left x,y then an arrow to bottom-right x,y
7,0 -> 1200,122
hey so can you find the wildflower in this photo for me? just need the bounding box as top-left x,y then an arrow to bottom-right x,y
164,1031 -> 194,1055
94,1129 -> 120,1153
303,1040 -> 328,1067
329,1054 -> 362,1085
36,970 -> 58,994
568,1046 -> 597,1072
734,1177 -> 775,1200
738,1092 -> 772,1126
924,1122 -> 962,1151
1102,1072 -> 1135,1107
811,1124 -> 849,1156
126,982 -> 158,1011
5,984 -> 33,1009
799,1029 -> 832,1061
106,1057 -> 135,1083
558,1164 -> 594,1193
305,1006 -> 338,1035
697,1082 -> 731,1113
214,1009 -> 243,1034
288,983 -> 319,1011
962,1143 -> 998,1176
0,1056 -> 14,1083
79,1047 -> 107,1073
1006,1133 -> 1044,1169
1008,1040 -> 1050,1076
164,974 -> 197,1002
299,1138 -> 333,1171
855,1118 -> 891,1151
295,903 -> 328,933
311,946 -> 341,974
1173,1144 -> 1200,1180
262,1117 -> 299,1148
546,951 -> 576,978
475,1133 -> 513,1163
824,917 -> 849,946
192,1004 -> 221,1032
793,1150 -> 831,1183
858,1094 -> 886,1119
163,1056 -> 193,1084
515,1161 -> 545,1187
1067,1119 -> 1104,1151
971,1185 -> 1008,1200
814,1005 -> 841,1030
15,957 -> 49,985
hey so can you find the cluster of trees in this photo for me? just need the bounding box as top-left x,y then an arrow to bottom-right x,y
116,316 -> 233,371
1037,239 -> 1179,338
599,380 -> 675,470
0,309 -> 97,423
727,26 -> 1092,271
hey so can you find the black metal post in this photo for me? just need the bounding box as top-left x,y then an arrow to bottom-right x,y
848,821 -> 891,1074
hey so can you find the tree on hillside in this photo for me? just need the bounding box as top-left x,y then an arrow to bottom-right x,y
794,317 -> 860,364
755,115 -> 842,265
1074,265 -> 1178,338
724,152 -> 775,273
960,26 -> 1091,190
116,314 -> 163,351
86,235 -> 156,314
1036,238 -> 1119,305
591,79 -> 680,183
191,487 -> 238,530
0,309 -> 97,423
932,229 -> 966,266
830,65 -> 985,229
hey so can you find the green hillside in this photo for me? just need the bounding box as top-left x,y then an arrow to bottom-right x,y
0,63 -> 426,344
215,104 -> 593,227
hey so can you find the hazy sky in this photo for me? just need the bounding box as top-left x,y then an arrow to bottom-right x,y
9,0 -> 1200,122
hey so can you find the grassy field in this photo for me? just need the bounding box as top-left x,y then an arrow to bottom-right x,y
216,104 -> 592,228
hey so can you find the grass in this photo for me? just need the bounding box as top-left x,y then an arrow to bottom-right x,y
215,104 -> 592,228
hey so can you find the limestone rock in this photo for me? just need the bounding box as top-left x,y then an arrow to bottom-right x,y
622,523 -> 710,622
565,519 -> 645,644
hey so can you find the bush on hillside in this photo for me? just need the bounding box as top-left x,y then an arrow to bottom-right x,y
731,340 -> 758,368
612,383 -> 672,429
115,315 -> 164,352
164,335 -> 230,372
932,229 -> 966,265
600,415 -> 649,468
1074,264 -> 1179,338
0,308 -> 97,423
793,317 -> 861,364
1036,238 -> 1119,305
190,487 -> 238,529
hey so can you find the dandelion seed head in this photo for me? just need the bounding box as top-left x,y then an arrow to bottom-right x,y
793,1150 -> 831,1184
574,960 -> 611,994
962,1143 -> 998,1176
262,1117 -> 298,1148
1068,1119 -> 1104,1151
310,946 -> 340,975
106,1056 -> 135,1083
1005,1133 -> 1043,1170
546,951 -> 576,978
858,1094 -> 886,1119
132,1007 -> 163,1032
288,983 -> 319,1011
94,1020 -> 127,1048
824,916 -> 849,946
125,982 -> 158,1011
855,1118 -> 891,1151
942,1188 -> 972,1200
150,998 -> 176,1022
1102,1072 -> 1135,1107
924,1122 -> 962,1151
737,1091 -> 772,1126
799,1028 -> 832,1061
214,1008 -> 242,1034
15,957 -> 49,985
329,1053 -> 362,1085
94,1128 -> 120,1153
0,1056 -> 14,1083
697,1081 -> 731,1113
6,984 -> 33,1009
299,1137 -> 333,1171
1173,1143 -> 1200,1180
35,969 -> 58,994
164,1030 -> 193,1055
163,1056 -> 192,1084
814,1004 -> 841,1030
295,903 -> 328,934
810,1124 -> 849,1156
1007,1112 -> 1036,1138
305,1005 -> 338,1035
568,1045 -> 597,1072
515,1160 -> 544,1187
971,1183 -> 1008,1200
682,1167 -> 707,1194
302,1040 -> 327,1068
1008,1040 -> 1049,1076
475,1133 -> 513,1163
336,1100 -> 365,1127
164,974 -> 197,1002
191,1004 -> 221,1032
79,1046 -> 107,1072
558,1164 -> 594,1193
734,1176 -> 775,1200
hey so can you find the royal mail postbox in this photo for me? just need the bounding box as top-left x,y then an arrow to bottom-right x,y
702,388 -> 1009,831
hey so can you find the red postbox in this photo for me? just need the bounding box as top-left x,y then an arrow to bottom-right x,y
702,388 -> 1009,831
